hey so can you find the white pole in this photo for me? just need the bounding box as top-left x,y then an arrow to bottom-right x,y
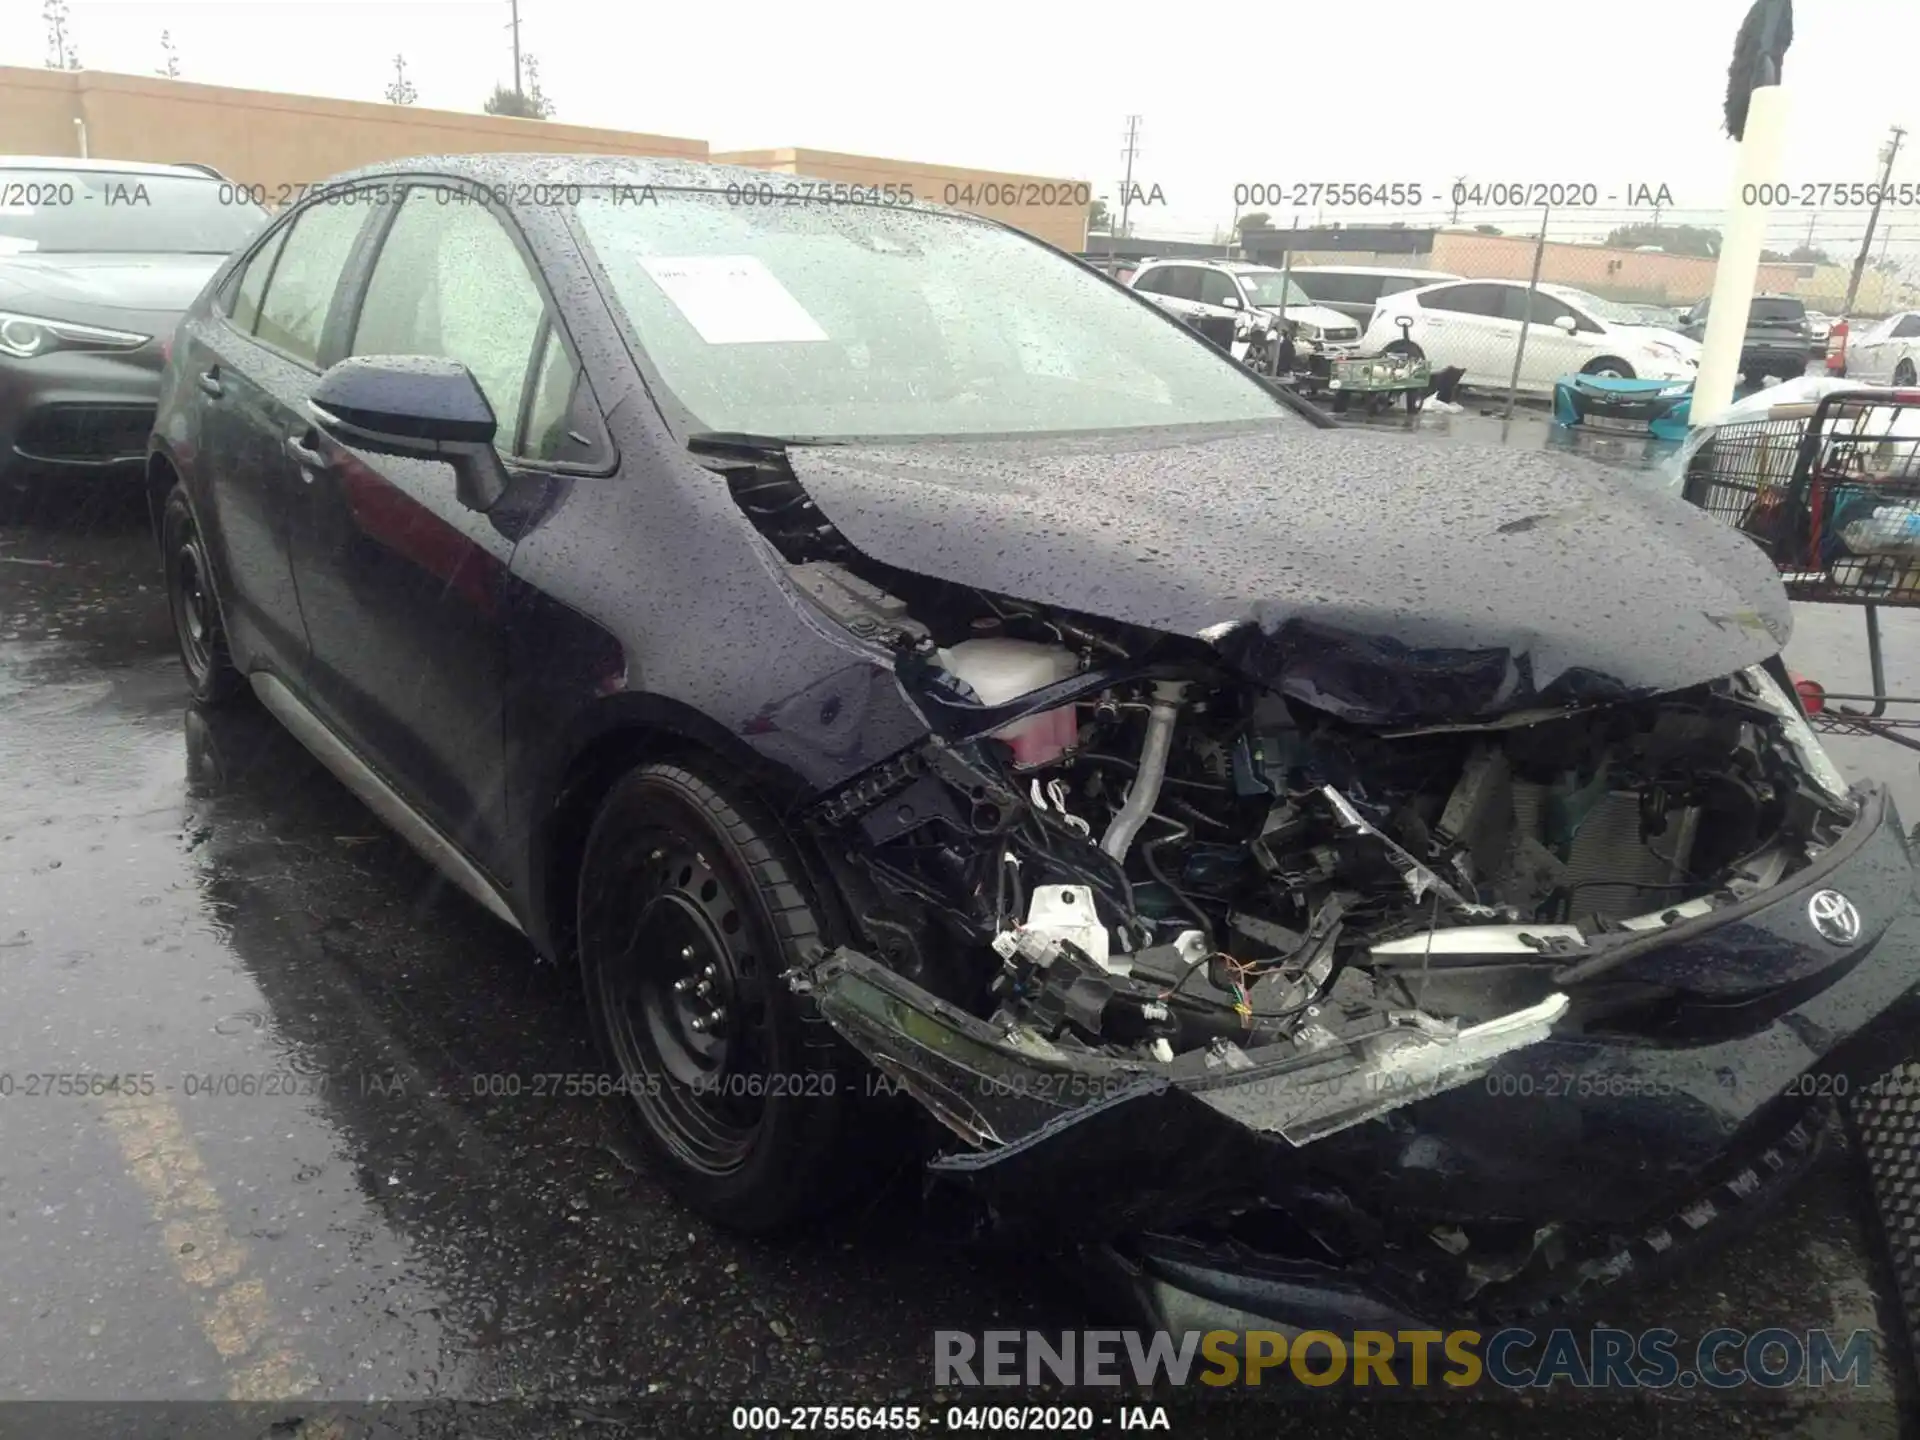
1693,84 -> 1791,421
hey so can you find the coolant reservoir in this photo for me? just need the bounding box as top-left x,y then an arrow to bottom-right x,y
936,639 -> 1080,768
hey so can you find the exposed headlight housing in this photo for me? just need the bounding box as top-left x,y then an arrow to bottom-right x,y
1741,664 -> 1854,809
0,311 -> 151,360
1295,322 -> 1326,342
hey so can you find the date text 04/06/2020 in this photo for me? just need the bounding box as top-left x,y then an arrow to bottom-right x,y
730,1405 -> 1173,1432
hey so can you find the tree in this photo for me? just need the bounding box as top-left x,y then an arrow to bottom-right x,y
1603,222 -> 1721,258
1235,210 -> 1270,237
156,29 -> 179,77
1087,198 -> 1110,232
385,54 -> 417,105
43,0 -> 79,69
483,52 -> 553,119
1473,223 -> 1503,235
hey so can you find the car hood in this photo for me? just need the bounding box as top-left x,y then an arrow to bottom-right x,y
1259,302 -> 1355,331
786,424 -> 1792,726
0,252 -> 225,315
1611,323 -> 1702,357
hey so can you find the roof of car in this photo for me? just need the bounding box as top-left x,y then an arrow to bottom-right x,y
321,151 -> 966,201
1291,265 -> 1463,278
0,155 -> 226,178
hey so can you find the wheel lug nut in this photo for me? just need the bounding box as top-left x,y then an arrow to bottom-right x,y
673,976 -> 694,994
680,946 -> 696,961
701,963 -> 716,979
689,1014 -> 709,1033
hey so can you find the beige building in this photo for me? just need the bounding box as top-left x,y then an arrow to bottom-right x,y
0,66 -> 1090,251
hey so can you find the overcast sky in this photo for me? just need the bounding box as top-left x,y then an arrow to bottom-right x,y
4,0 -> 1917,256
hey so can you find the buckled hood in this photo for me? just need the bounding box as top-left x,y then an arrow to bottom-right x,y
786,423 -> 1792,726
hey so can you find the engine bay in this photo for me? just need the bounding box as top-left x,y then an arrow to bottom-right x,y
798,561 -> 1860,1087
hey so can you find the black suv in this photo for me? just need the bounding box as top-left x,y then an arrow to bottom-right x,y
1681,293 -> 1813,383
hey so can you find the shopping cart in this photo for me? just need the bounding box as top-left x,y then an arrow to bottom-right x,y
1682,386 -> 1920,752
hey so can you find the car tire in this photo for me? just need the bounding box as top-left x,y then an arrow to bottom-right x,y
161,487 -> 246,707
1582,357 -> 1636,380
577,760 -> 859,1233
1896,360 -> 1916,387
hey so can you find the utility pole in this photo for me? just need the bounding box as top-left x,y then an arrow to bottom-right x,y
1845,124 -> 1906,314
507,0 -> 524,100
1449,175 -> 1465,225
1117,115 -> 1141,239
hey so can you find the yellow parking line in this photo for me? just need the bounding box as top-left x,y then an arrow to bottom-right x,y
98,1092 -> 317,1399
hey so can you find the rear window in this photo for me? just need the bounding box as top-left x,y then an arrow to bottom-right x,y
0,169 -> 267,255
1751,297 -> 1806,323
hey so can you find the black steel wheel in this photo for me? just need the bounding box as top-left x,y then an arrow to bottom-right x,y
577,760 -> 856,1232
161,486 -> 244,706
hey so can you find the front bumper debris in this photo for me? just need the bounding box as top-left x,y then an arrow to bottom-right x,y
792,789 -> 1920,1324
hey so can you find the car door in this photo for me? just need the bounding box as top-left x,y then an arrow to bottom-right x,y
1193,269 -> 1252,353
175,220 -> 315,678
1151,265 -> 1203,321
285,182 -> 579,874
1505,288 -> 1589,386
1884,313 -> 1920,383
1413,282 -> 1510,384
1849,316 -> 1897,381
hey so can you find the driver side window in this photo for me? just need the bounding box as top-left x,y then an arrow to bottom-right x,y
1196,271 -> 1241,307
351,188 -> 550,454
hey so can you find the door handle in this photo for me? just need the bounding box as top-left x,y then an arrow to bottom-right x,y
285,432 -> 328,475
196,368 -> 223,398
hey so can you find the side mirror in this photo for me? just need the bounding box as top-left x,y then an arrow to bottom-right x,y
309,356 -> 509,514
1219,293 -> 1243,310
1553,314 -> 1578,334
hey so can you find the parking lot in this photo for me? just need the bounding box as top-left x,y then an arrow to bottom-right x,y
0,450 -> 1912,1435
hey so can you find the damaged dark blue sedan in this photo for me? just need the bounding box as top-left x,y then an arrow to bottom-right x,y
148,154 -> 1920,1334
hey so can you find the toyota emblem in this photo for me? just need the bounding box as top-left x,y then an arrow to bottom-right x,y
1808,890 -> 1862,945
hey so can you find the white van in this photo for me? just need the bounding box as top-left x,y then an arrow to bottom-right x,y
1286,265 -> 1463,329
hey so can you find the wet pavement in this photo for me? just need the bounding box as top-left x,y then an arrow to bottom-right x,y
0,483 -> 1912,1437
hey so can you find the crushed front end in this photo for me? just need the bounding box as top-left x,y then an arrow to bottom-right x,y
699,432 -> 1920,1330
778,567 -> 1918,1330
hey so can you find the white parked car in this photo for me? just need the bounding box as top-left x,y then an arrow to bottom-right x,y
1842,311 -> 1920,386
1128,260 -> 1361,365
1806,310 -> 1835,344
1362,279 -> 1703,393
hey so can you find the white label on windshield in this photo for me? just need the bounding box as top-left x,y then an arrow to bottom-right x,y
639,255 -> 828,345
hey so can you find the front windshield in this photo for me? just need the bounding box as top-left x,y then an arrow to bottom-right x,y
0,171 -> 267,255
1236,270 -> 1318,308
1544,286 -> 1644,326
574,189 -> 1293,439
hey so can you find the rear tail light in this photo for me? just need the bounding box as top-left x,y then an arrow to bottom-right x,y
1791,672 -> 1826,714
